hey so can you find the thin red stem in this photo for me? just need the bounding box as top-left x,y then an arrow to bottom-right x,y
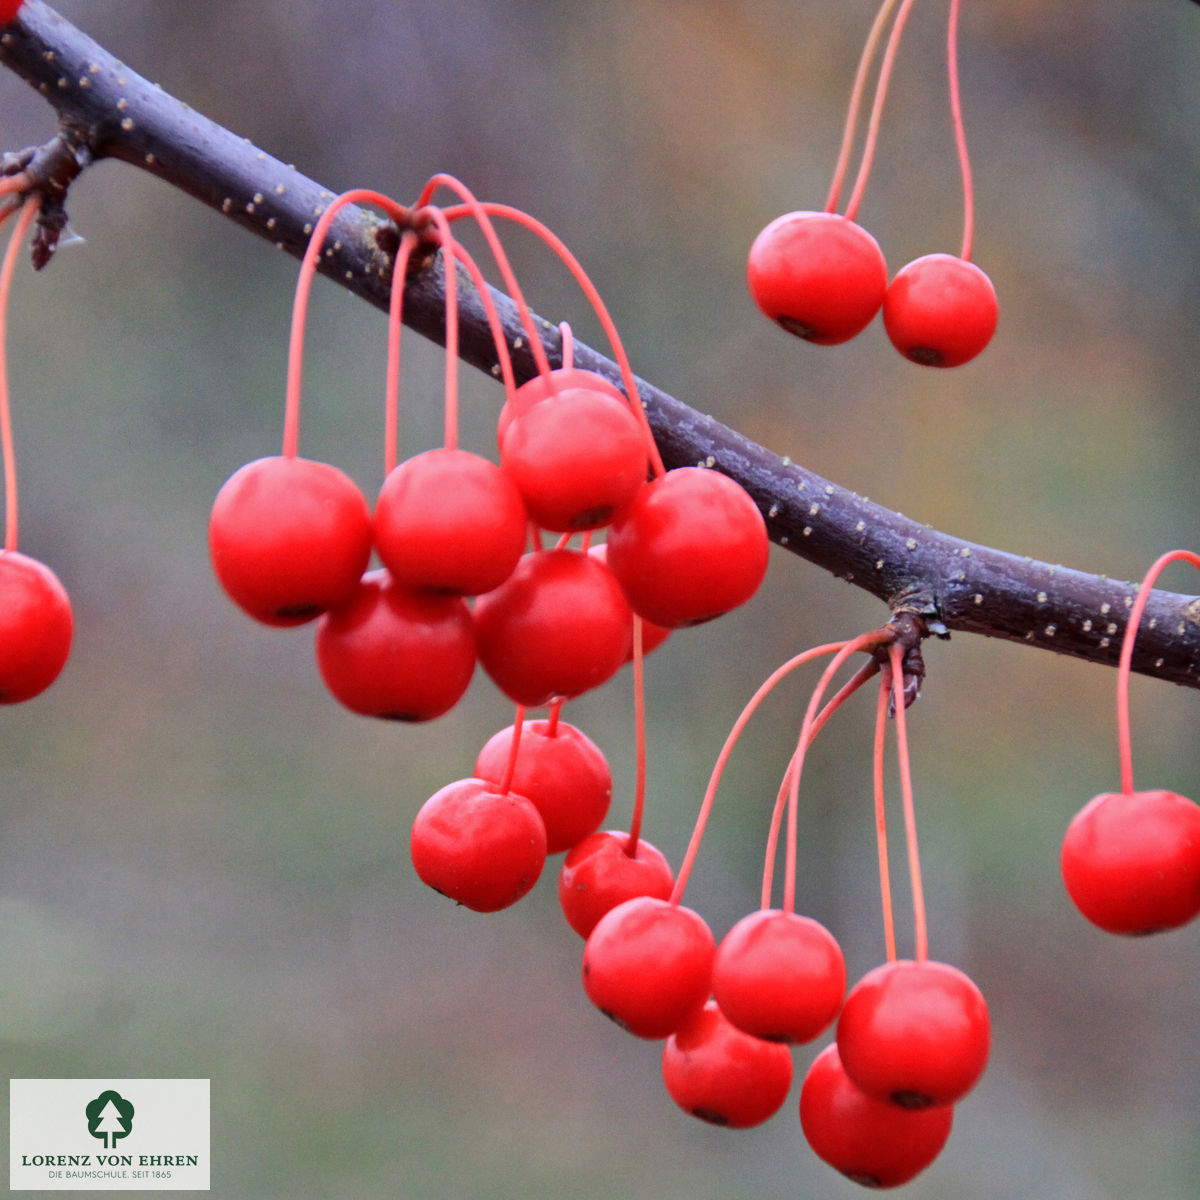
1116,550 -> 1200,795
947,0 -> 975,261
0,173 -> 33,198
559,321 -> 575,371
673,631 -> 892,907
844,0 -> 917,223
889,641 -> 928,962
496,705 -> 527,797
440,201 -> 666,479
781,631 -> 894,911
873,666 -> 898,963
626,616 -> 647,854
760,658 -> 881,909
283,188 -> 410,459
413,205 -> 462,451
826,0 -> 902,213
0,195 -> 40,553
670,641 -> 850,906
383,230 -> 418,477
417,175 -> 555,383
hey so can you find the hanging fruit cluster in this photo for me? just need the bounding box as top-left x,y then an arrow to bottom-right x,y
748,0 -> 998,368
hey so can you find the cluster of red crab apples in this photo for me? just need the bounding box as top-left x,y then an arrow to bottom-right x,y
204,358 -> 995,1186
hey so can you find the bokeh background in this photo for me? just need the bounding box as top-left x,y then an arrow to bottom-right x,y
3,2 -> 1199,1196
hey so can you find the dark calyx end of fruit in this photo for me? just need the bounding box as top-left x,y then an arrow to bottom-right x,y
842,1170 -> 884,1189
273,602 -> 323,620
689,1107 -> 731,1127
569,505 -> 616,530
776,315 -> 821,341
890,1089 -> 935,1110
905,345 -> 945,367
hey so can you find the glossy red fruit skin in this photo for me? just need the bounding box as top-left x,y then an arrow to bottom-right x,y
497,368 -> 627,450
605,467 -> 768,628
0,1 -> 24,23
315,570 -> 476,721
209,455 -> 371,626
410,778 -> 547,913
712,909 -> 846,1044
800,1043 -> 954,1189
837,959 -> 990,1109
1061,789 -> 1200,934
0,550 -> 73,703
558,830 -> 674,938
662,1000 -> 794,1128
587,544 -> 671,660
581,896 -> 715,1039
747,211 -> 888,345
473,548 -> 633,707
373,448 -> 528,596
501,386 -> 648,532
474,719 -> 612,854
882,253 -> 998,367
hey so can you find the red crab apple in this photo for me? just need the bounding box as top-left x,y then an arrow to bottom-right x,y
208,455 -> 371,625
747,211 -> 888,345
0,550 -> 73,702
1061,788 -> 1200,935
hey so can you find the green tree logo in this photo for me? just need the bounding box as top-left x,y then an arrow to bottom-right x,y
85,1090 -> 135,1149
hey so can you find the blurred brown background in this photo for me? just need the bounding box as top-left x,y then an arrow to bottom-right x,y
2,2 -> 1199,1196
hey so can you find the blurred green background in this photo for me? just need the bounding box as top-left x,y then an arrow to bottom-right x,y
2,2 -> 1199,1196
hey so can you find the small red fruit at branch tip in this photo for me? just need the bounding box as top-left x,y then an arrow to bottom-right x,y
712,908 -> 846,1044
0,550 -> 73,703
315,570 -> 476,721
373,447 -> 527,596
605,466 -> 769,628
1061,789 -> 1200,935
661,999 -> 794,1128
747,211 -> 888,345
883,253 -> 997,367
474,719 -> 613,854
410,778 -> 547,913
208,455 -> 371,626
800,1043 -> 954,1189
581,895 -> 715,1039
836,959 -> 990,1109
558,831 -> 674,938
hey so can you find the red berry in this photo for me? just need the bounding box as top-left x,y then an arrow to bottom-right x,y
747,211 -> 888,345
474,718 -> 612,853
496,368 -> 627,450
410,778 -> 547,913
558,830 -> 674,938
0,550 -> 73,703
581,896 -> 714,1039
588,543 -> 671,660
373,448 -> 527,596
661,1000 -> 794,1128
473,548 -> 632,707
837,959 -> 990,1109
500,384 -> 648,532
315,570 -> 475,721
882,253 -> 998,367
208,455 -> 371,626
800,1043 -> 954,1189
1061,789 -> 1200,935
605,467 -> 768,628
712,909 -> 845,1044
0,1 -> 23,23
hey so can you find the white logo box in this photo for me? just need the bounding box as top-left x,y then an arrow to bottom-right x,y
10,1079 -> 209,1191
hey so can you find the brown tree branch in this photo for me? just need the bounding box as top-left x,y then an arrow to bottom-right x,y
3,1 -> 1200,688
